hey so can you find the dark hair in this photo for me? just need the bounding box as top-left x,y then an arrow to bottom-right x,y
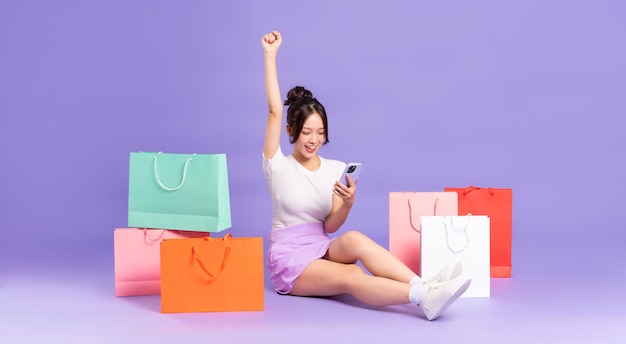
283,86 -> 329,144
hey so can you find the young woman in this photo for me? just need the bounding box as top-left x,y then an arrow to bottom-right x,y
261,30 -> 471,321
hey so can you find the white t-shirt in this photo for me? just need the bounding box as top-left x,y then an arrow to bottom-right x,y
263,146 -> 346,231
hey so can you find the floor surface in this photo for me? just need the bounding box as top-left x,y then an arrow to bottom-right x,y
1,238 -> 624,344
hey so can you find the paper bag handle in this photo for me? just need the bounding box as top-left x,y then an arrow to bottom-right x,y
443,215 -> 471,253
462,186 -> 495,196
143,228 -> 166,242
153,152 -> 194,191
192,234 -> 232,283
408,197 -> 439,233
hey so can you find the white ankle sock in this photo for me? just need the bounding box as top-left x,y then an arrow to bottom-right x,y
409,275 -> 423,285
408,284 -> 429,305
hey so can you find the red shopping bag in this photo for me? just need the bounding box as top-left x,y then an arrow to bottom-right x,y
445,186 -> 513,277
389,192 -> 458,276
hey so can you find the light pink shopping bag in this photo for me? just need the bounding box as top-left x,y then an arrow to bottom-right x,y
389,192 -> 457,276
114,228 -> 210,296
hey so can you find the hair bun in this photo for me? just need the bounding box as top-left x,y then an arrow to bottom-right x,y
284,86 -> 313,106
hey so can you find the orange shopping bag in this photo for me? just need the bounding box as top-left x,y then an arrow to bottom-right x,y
160,234 -> 264,313
445,186 -> 513,278
389,192 -> 458,276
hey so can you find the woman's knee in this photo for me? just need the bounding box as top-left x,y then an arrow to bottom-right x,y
340,264 -> 366,284
345,263 -> 365,276
341,264 -> 370,292
328,231 -> 377,263
341,230 -> 371,246
341,230 -> 378,252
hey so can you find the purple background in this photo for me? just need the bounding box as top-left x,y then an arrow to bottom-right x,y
1,1 -> 625,342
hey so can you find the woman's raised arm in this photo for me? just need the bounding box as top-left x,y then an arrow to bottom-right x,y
261,31 -> 283,159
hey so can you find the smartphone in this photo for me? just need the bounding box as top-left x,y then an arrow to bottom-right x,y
341,162 -> 362,185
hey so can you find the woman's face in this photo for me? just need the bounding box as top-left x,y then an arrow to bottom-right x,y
290,113 -> 325,163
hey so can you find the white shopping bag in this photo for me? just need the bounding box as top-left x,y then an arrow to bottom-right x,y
420,215 -> 490,298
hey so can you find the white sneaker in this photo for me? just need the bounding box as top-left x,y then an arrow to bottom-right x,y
420,275 -> 471,321
424,260 -> 463,286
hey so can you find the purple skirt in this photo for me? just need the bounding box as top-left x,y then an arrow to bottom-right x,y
267,222 -> 334,294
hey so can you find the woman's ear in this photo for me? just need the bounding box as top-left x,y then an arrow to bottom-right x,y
286,125 -> 293,137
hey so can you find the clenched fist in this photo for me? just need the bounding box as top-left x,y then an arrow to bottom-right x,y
261,31 -> 282,55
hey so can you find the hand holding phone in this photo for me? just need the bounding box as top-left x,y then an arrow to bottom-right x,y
341,163 -> 362,185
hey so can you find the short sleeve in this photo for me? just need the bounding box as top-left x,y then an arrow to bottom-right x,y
263,146 -> 286,179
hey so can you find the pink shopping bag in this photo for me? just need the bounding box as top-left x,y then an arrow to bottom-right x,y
114,228 -> 210,296
389,192 -> 458,276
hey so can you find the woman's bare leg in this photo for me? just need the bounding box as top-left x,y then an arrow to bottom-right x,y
290,258 -> 411,306
325,230 -> 417,283
290,232 -> 471,319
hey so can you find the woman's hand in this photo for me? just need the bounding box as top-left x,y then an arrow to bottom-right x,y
261,31 -> 282,55
325,175 -> 358,233
333,174 -> 357,208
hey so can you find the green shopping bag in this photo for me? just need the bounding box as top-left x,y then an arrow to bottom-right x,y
128,151 -> 231,232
